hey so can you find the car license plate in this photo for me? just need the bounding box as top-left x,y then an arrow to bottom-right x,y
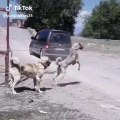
55,48 -> 65,51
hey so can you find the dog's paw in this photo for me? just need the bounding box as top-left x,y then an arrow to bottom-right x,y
13,91 -> 18,94
35,86 -> 43,93
38,90 -> 43,93
11,89 -> 18,94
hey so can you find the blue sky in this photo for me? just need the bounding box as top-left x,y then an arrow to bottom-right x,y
0,0 -> 101,34
0,0 -> 18,26
74,0 -> 101,35
0,0 -> 17,14
0,0 -> 7,26
83,0 -> 101,11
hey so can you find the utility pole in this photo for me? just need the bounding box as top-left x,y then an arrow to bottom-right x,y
5,0 -> 10,85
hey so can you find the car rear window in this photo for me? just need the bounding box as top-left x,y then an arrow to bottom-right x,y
36,30 -> 50,43
50,31 -> 71,44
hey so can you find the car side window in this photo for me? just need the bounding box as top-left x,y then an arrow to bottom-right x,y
35,31 -> 49,43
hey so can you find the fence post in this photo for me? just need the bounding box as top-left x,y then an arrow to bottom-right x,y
5,0 -> 10,85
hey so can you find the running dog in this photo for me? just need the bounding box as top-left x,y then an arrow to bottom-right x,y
53,43 -> 83,85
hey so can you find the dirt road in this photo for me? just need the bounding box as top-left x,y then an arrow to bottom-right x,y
0,27 -> 120,120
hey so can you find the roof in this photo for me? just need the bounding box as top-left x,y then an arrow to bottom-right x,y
38,29 -> 70,34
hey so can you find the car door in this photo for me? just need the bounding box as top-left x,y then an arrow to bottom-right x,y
31,33 -> 41,54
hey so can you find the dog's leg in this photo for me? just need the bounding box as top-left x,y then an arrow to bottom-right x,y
53,66 -> 61,86
10,78 -> 19,94
33,77 -> 40,93
77,61 -> 80,71
34,75 -> 42,93
9,74 -> 20,94
53,66 -> 61,80
76,52 -> 80,71
54,67 -> 66,85
9,79 -> 13,88
9,74 -> 14,87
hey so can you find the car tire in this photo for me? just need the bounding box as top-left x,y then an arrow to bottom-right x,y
29,45 -> 33,55
40,49 -> 44,58
40,49 -> 43,58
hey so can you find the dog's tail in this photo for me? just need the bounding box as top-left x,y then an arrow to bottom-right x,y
10,57 -> 21,72
55,57 -> 62,65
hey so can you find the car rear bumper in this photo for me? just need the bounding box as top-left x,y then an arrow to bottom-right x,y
43,52 -> 68,60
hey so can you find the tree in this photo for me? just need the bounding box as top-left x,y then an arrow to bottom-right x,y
81,0 -> 120,40
20,0 -> 83,34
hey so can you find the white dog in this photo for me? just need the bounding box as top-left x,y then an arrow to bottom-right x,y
53,43 -> 83,85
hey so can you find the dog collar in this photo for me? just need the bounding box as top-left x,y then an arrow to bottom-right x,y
40,62 -> 47,69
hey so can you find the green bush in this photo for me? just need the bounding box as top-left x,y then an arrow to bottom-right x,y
81,0 -> 120,40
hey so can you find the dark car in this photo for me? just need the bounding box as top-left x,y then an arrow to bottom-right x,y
29,29 -> 72,59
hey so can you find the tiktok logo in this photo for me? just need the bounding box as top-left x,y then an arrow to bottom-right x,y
6,4 -> 12,12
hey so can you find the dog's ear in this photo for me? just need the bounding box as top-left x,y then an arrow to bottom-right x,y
43,60 -> 51,69
46,58 -> 51,66
46,60 -> 51,67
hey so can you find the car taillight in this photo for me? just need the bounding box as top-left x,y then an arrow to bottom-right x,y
45,45 -> 49,49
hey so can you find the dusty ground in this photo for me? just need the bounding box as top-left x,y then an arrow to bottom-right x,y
0,83 -> 98,120
0,27 -> 120,120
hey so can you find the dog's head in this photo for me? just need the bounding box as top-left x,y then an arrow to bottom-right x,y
38,56 -> 51,69
72,43 -> 83,50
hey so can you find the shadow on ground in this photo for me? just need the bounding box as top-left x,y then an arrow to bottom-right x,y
57,81 -> 81,87
15,87 -> 52,93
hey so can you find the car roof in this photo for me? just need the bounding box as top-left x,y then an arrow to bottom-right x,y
38,29 -> 70,34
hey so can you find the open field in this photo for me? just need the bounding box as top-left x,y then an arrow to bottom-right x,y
72,36 -> 120,54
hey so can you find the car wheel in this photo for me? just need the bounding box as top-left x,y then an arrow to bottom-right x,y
40,49 -> 43,58
40,48 -> 45,58
29,45 -> 33,55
